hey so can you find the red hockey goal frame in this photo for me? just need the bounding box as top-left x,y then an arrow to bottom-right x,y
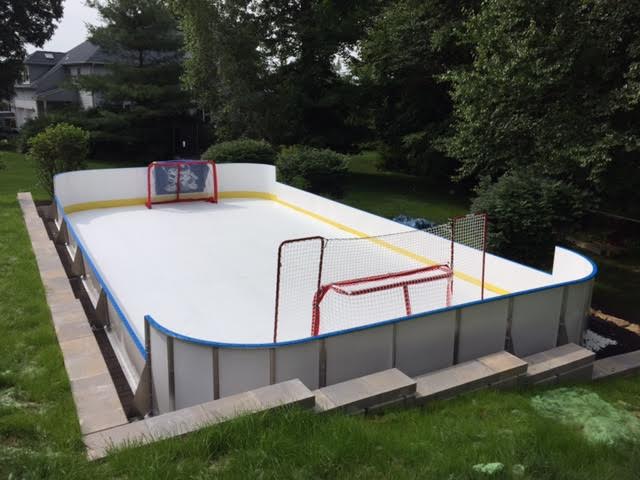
146,160 -> 218,209
311,265 -> 453,336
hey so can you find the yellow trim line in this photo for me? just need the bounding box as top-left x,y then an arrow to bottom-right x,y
62,191 -> 509,295
64,197 -> 146,214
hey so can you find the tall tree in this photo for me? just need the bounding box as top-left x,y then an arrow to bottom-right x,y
78,0 -> 192,158
443,0 -> 640,186
355,0 -> 478,177
256,0 -> 383,149
0,0 -> 63,99
173,0 -> 382,149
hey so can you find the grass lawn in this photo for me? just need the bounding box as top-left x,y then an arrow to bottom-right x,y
343,151 -> 468,224
1,150 -> 640,479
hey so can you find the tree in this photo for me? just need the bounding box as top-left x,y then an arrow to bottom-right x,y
0,0 -> 63,99
169,0 -> 267,143
173,0 -> 382,150
77,0 -> 193,159
443,0 -> 640,191
255,0 -> 383,149
355,0 -> 478,177
442,0 -> 640,258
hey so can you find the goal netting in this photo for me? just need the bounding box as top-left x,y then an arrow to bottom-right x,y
273,213 -> 487,342
146,160 -> 218,208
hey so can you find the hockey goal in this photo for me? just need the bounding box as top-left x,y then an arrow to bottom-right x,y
311,265 -> 453,336
273,213 -> 487,341
146,160 -> 218,208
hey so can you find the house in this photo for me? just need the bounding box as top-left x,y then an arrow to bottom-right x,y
10,41 -> 113,128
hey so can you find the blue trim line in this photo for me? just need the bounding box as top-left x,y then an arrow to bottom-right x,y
145,245 -> 597,349
54,196 -> 147,359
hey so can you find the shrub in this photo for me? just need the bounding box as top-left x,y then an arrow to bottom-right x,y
28,123 -> 90,198
201,138 -> 276,164
276,145 -> 349,195
471,169 -> 583,266
16,115 -> 58,153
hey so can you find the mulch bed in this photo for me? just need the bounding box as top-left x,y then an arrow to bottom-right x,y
587,314 -> 640,359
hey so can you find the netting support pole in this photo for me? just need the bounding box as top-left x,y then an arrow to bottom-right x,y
311,239 -> 326,337
402,286 -> 412,316
273,243 -> 285,343
481,213 -> 488,300
450,217 -> 456,295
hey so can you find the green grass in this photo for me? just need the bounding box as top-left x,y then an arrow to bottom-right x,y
1,150 -> 640,479
343,151 -> 468,224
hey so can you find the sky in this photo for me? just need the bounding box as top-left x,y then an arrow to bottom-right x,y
26,0 -> 102,54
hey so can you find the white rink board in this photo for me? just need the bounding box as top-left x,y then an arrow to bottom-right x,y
325,325 -> 394,385
395,310 -> 456,376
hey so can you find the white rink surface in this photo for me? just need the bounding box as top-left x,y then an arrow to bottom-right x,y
68,198 -> 486,345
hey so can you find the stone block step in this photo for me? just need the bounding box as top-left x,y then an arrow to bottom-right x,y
313,368 -> 416,413
523,343 -> 595,384
18,192 -> 128,438
592,350 -> 640,381
415,351 -> 527,403
84,379 -> 315,460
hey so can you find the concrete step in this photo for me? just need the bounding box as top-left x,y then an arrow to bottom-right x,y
314,368 -> 416,414
593,350 -> 640,381
523,343 -> 595,385
415,351 -> 527,404
84,379 -> 315,460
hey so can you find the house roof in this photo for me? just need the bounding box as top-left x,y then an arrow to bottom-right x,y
60,40 -> 116,65
17,41 -> 117,94
24,51 -> 65,66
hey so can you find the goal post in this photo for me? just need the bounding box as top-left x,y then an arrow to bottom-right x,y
146,160 -> 218,208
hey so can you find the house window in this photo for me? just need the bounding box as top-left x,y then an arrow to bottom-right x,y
44,52 -> 54,59
21,68 -> 29,84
